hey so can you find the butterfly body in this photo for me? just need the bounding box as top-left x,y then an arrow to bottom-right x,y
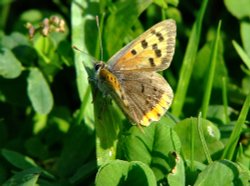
94,19 -> 176,126
95,62 -> 122,96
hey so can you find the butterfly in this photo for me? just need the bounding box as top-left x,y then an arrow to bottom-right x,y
94,19 -> 176,126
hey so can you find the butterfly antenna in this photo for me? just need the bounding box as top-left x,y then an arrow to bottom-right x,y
72,45 -> 98,62
96,15 -> 103,61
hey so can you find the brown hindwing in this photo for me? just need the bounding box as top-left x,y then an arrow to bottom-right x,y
117,72 -> 173,126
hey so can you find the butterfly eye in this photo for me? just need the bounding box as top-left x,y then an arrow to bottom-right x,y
94,63 -> 103,71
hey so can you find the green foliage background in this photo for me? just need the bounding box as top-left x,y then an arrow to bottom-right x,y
0,0 -> 250,185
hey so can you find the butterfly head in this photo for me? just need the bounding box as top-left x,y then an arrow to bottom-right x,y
94,61 -> 106,73
94,61 -> 109,91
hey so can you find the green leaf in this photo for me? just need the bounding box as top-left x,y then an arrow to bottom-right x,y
1,32 -> 31,49
224,0 -> 250,19
1,149 -> 39,169
12,45 -> 37,67
27,67 -> 53,114
54,123 -> 95,178
118,121 -> 181,181
71,0 -> 95,129
94,95 -> 123,165
153,0 -> 168,8
0,47 -> 23,78
69,160 -> 97,184
3,168 -> 40,186
167,153 -> 185,186
174,118 -> 224,162
206,105 -> 234,125
19,9 -> 43,23
240,21 -> 250,57
1,149 -> 55,180
0,73 -> 29,106
34,36 -> 56,64
236,144 -> 250,170
153,0 -> 179,7
194,160 -> 250,185
95,160 -> 157,186
0,0 -> 14,5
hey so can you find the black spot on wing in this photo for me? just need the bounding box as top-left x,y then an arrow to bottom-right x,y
152,43 -> 162,57
151,28 -> 164,41
141,39 -> 148,49
149,58 -> 156,67
155,49 -> 162,57
152,43 -> 158,50
156,32 -> 164,41
151,29 -> 156,34
131,49 -> 137,55
141,84 -> 145,93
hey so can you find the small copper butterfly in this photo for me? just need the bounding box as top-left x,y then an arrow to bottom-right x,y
94,19 -> 176,126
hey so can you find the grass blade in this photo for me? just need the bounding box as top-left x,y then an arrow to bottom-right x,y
198,113 -> 213,164
222,77 -> 230,124
232,40 -> 250,70
171,0 -> 208,117
201,21 -> 222,118
222,92 -> 250,160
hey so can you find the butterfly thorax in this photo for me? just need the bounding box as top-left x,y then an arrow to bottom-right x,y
95,61 -> 122,96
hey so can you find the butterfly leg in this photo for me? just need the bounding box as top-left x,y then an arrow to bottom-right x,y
131,108 -> 145,133
91,86 -> 99,104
